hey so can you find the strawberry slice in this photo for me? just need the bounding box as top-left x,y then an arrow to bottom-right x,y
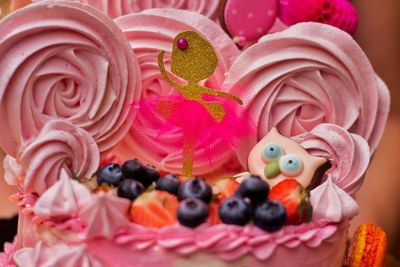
269,179 -> 312,225
209,202 -> 221,225
130,190 -> 178,228
213,177 -> 240,202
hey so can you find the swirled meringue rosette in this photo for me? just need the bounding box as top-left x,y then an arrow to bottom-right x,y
227,22 -> 390,165
34,0 -> 220,20
113,9 -> 241,175
19,120 -> 99,194
294,123 -> 370,196
0,0 -> 141,157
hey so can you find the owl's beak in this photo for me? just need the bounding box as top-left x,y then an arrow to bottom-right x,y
264,161 -> 280,179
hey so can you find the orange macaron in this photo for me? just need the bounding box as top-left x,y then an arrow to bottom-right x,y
349,223 -> 387,267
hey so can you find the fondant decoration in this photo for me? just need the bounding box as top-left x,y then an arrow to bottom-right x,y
248,128 -> 326,188
228,23 -> 390,166
220,0 -> 279,44
114,9 -> 241,176
0,1 -> 141,157
157,31 -> 245,177
279,0 -> 358,35
19,120 -> 99,194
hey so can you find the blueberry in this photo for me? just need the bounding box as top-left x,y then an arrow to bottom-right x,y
146,165 -> 160,182
117,179 -> 145,201
254,200 -> 287,232
122,159 -> 152,188
97,163 -> 124,186
236,175 -> 269,206
219,197 -> 252,226
178,178 -> 212,203
177,198 -> 209,228
156,174 -> 180,195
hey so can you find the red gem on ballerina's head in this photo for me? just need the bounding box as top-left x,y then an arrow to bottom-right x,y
177,38 -> 188,50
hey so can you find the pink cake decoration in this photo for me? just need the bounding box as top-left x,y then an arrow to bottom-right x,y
0,0 -> 141,157
113,9 -> 242,176
33,0 -> 221,20
227,22 -> 390,167
0,1 -> 391,267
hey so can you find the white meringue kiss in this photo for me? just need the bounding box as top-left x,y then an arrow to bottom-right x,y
34,169 -> 92,219
80,193 -> 130,239
20,120 -> 99,194
310,177 -> 358,222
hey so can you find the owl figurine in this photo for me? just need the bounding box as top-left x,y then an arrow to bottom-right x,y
247,128 -> 328,188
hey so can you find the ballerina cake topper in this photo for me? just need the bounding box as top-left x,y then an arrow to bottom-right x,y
158,31 -> 243,122
157,31 -> 245,177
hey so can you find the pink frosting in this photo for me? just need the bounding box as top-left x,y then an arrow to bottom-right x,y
44,0 -> 221,20
0,239 -> 16,267
228,22 -> 390,166
0,0 -> 141,157
19,120 -> 99,194
3,156 -> 24,186
294,123 -> 370,196
114,221 -> 342,262
13,242 -> 105,267
113,9 -> 241,175
34,169 -> 91,219
310,177 -> 358,223
80,193 -> 131,239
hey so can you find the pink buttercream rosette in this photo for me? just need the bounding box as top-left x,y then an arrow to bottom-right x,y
19,120 -> 99,194
0,1 -> 141,157
33,0 -> 221,20
113,9 -> 241,175
227,22 -> 390,165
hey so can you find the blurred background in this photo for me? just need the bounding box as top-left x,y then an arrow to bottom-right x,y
0,0 -> 399,263
351,0 -> 400,258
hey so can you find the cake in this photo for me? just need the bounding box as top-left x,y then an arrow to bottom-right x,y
0,1 -> 390,267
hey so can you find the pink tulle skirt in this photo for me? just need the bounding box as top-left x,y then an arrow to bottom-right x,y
137,94 -> 253,162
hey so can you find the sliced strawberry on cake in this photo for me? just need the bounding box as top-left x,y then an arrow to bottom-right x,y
269,179 -> 312,225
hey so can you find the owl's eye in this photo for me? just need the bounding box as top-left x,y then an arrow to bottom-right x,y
262,143 -> 284,162
279,154 -> 303,177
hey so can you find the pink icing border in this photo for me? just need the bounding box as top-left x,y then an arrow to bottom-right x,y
108,220 -> 343,262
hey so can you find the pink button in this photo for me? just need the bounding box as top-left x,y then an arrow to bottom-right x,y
223,0 -> 279,42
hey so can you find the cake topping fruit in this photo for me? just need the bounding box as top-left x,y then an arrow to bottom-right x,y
96,163 -> 124,187
122,159 -> 153,188
269,179 -> 313,225
146,164 -> 161,183
156,174 -> 181,196
117,179 -> 145,201
130,191 -> 178,228
235,175 -> 269,206
177,198 -> 209,228
213,177 -> 240,202
178,178 -> 212,204
218,197 -> 252,226
254,200 -> 287,232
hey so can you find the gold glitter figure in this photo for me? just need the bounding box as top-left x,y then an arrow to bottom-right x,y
158,31 -> 243,177
158,31 -> 243,122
